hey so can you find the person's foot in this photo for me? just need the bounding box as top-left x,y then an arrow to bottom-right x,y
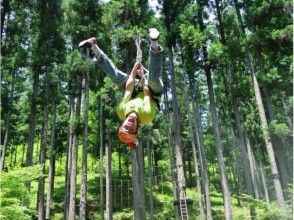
149,28 -> 159,41
78,37 -> 97,47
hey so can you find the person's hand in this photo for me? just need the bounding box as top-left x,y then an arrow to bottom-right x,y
133,61 -> 141,70
137,66 -> 144,78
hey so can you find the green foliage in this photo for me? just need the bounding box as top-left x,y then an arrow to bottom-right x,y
113,208 -> 134,220
268,120 -> 292,137
0,165 -> 43,220
240,194 -> 292,220
207,41 -> 228,64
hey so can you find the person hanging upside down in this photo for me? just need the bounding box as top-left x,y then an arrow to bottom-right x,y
79,28 -> 163,149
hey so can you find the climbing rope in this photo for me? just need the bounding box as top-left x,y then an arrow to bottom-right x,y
135,34 -> 142,64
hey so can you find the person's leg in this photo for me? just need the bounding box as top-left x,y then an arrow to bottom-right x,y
146,29 -> 163,94
79,37 -> 128,87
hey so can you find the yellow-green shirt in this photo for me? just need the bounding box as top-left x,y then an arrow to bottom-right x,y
116,92 -> 157,125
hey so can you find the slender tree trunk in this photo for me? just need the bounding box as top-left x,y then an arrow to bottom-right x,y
105,134 -> 113,220
118,150 -> 122,178
153,146 -> 159,177
251,64 -> 286,209
206,68 -> 232,219
24,71 -> 39,207
183,75 -> 205,219
163,89 -> 180,220
132,144 -> 146,220
80,71 -> 89,220
196,0 -> 233,217
0,71 -> 15,172
188,104 -> 205,219
64,96 -> 74,219
1,0 -> 11,38
45,103 -> 57,220
255,148 -> 270,203
190,81 -> 213,220
99,96 -> 104,220
147,139 -> 154,220
38,70 -> 49,220
168,47 -> 188,219
258,52 -> 290,191
13,146 -> 17,166
26,72 -> 39,167
233,0 -> 286,209
244,132 -> 260,199
22,144 -> 25,165
215,2 -> 256,215
68,75 -> 82,220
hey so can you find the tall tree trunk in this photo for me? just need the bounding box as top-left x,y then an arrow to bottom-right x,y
37,70 -> 49,220
205,66 -> 232,219
233,0 -> 286,209
105,134 -> 113,220
215,0 -> 255,211
168,47 -> 188,219
163,89 -> 180,220
68,75 -> 82,220
99,96 -> 104,220
64,96 -> 75,219
188,102 -> 205,219
189,79 -> 213,220
197,2 -> 233,218
244,132 -> 260,199
147,139 -> 154,220
257,154 -> 270,203
1,0 -> 10,38
25,71 -> 39,207
258,52 -> 290,191
118,150 -> 122,178
251,62 -> 286,209
45,103 -> 57,220
26,72 -> 39,167
80,71 -> 89,220
0,71 -> 15,172
132,144 -> 146,220
183,74 -> 205,219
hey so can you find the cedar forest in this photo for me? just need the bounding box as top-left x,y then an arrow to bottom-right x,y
0,0 -> 293,219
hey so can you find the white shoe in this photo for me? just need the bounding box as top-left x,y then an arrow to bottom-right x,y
78,37 -> 97,47
149,28 -> 159,41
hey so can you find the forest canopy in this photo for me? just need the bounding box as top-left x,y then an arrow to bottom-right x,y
0,0 -> 292,219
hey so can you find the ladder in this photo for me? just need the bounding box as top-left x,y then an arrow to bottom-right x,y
179,191 -> 189,220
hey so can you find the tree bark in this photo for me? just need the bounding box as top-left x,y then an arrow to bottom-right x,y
132,144 -> 146,220
189,80 -> 213,220
26,72 -> 39,167
0,71 -> 15,172
37,70 -> 49,220
105,134 -> 113,220
99,96 -> 105,220
233,0 -> 286,209
251,62 -> 286,209
168,47 -> 188,219
68,74 -> 82,220
64,95 -> 74,219
147,139 -> 155,220
1,0 -> 10,38
80,71 -> 89,220
163,89 -> 180,220
45,103 -> 57,219
244,132 -> 260,199
188,102 -> 205,219
196,2 -> 233,218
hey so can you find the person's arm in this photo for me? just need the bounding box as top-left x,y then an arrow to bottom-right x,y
123,62 -> 140,101
137,66 -> 152,102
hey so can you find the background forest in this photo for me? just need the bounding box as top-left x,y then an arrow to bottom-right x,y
0,0 -> 293,219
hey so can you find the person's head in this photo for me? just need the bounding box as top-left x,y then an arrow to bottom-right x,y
118,112 -> 139,148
